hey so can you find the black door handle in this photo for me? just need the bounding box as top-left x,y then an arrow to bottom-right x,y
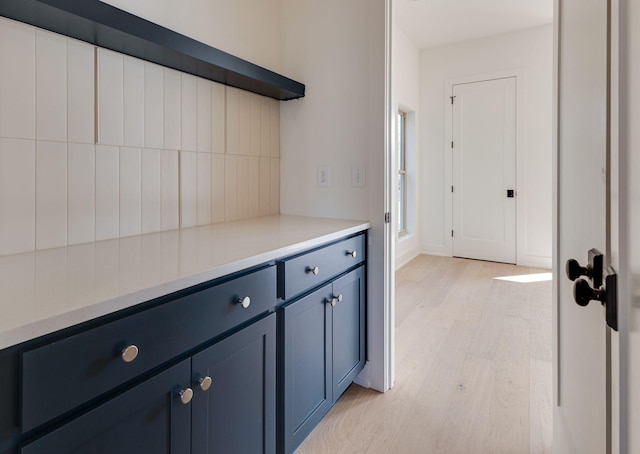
565,248 -> 603,288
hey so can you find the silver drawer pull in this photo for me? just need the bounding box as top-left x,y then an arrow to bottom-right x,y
307,266 -> 320,275
179,388 -> 193,404
325,298 -> 336,307
121,345 -> 139,363
198,376 -> 212,392
347,250 -> 357,258
237,296 -> 251,309
335,294 -> 343,303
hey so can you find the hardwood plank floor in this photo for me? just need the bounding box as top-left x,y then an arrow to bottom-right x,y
295,255 -> 552,454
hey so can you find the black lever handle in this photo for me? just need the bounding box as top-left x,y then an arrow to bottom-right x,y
573,278 -> 605,307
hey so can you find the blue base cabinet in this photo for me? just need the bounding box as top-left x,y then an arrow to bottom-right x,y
20,359 -> 192,454
192,315 -> 276,454
281,266 -> 365,454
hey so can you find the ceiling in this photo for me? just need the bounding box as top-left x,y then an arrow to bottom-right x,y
395,0 -> 554,50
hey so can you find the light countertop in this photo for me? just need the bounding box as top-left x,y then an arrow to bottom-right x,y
0,215 -> 370,350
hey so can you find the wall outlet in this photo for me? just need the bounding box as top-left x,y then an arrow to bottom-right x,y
317,166 -> 330,188
351,165 -> 365,187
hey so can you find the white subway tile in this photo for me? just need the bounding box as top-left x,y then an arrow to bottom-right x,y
97,49 -> 123,146
239,91 -> 251,155
145,62 -> 164,149
270,100 -> 280,158
95,145 -> 119,240
236,155 -> 249,220
163,68 -> 181,150
260,97 -> 271,157
36,141 -> 67,249
36,30 -> 67,142
67,39 -> 95,144
161,149 -> 179,231
259,157 -> 270,217
181,74 -> 197,152
197,153 -> 212,225
226,86 -> 240,155
141,148 -> 161,234
250,95 -> 261,157
123,56 -> 145,147
270,158 -> 280,214
0,18 -> 35,140
0,138 -> 35,255
180,151 -> 197,228
225,155 -> 238,221
68,143 -> 95,245
248,156 -> 260,217
211,83 -> 225,154
119,147 -> 142,237
197,79 -> 212,153
211,154 -> 225,224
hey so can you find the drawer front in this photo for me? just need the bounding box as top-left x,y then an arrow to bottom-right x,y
21,265 -> 276,432
281,234 -> 365,300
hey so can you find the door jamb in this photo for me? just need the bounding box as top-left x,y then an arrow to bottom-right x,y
444,69 -> 525,264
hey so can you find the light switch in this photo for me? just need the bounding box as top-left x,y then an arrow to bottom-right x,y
317,166 -> 330,188
351,165 -> 365,187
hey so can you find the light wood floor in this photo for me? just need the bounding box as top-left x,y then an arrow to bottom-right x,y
295,255 -> 552,454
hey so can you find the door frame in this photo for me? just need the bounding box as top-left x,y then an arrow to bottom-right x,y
444,69 -> 526,264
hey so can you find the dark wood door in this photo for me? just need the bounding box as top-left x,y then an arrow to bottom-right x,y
281,284 -> 333,454
20,359 -> 191,454
191,314 -> 276,454
331,266 -> 365,402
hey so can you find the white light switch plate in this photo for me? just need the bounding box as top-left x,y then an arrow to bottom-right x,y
317,166 -> 329,188
351,165 -> 365,187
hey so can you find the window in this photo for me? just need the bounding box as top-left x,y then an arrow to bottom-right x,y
397,111 -> 407,235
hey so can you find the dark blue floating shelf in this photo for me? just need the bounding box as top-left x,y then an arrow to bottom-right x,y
0,0 -> 305,101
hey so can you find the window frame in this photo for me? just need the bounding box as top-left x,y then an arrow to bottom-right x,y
397,110 -> 407,236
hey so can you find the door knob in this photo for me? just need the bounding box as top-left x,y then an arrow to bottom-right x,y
573,278 -> 605,307
565,248 -> 603,288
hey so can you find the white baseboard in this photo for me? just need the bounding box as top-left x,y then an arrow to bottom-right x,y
395,248 -> 422,270
517,255 -> 552,269
421,244 -> 450,257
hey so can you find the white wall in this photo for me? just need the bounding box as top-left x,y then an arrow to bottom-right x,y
99,0 -> 282,73
393,26 -> 421,268
420,24 -> 553,268
279,0 -> 389,392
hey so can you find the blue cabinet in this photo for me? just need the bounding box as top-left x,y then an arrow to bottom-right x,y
280,266 -> 365,454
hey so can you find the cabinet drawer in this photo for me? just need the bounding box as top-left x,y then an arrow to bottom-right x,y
21,265 -> 276,432
279,234 -> 365,300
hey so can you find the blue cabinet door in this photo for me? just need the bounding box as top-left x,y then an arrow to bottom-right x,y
281,284 -> 333,454
331,267 -> 365,402
20,359 -> 191,454
192,314 -> 276,454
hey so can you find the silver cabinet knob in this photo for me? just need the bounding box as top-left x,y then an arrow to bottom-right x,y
121,345 -> 139,363
237,296 -> 251,309
198,376 -> 212,391
307,266 -> 320,275
347,250 -> 357,258
334,294 -> 343,303
325,297 -> 336,307
179,388 -> 193,404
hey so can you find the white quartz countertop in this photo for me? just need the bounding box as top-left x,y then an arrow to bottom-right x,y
0,215 -> 370,350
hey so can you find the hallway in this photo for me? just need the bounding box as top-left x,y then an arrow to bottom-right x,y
296,255 -> 552,453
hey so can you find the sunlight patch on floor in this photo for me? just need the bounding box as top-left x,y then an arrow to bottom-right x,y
494,272 -> 553,283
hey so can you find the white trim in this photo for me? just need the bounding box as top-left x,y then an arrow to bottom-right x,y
421,243 -> 449,257
517,254 -> 552,269
395,248 -> 422,270
444,69 -> 527,264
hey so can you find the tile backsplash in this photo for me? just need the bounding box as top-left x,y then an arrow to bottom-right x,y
0,17 -> 280,256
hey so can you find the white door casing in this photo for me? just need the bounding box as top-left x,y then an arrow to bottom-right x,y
452,77 -> 517,264
553,0 -> 611,452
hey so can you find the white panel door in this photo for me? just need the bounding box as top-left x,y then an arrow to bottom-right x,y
554,0 -> 610,452
452,77 -> 516,263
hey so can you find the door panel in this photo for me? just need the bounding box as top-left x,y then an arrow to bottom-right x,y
191,314 -> 276,454
554,0 -> 609,452
332,267 -> 365,401
452,77 -> 516,264
20,360 -> 191,454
